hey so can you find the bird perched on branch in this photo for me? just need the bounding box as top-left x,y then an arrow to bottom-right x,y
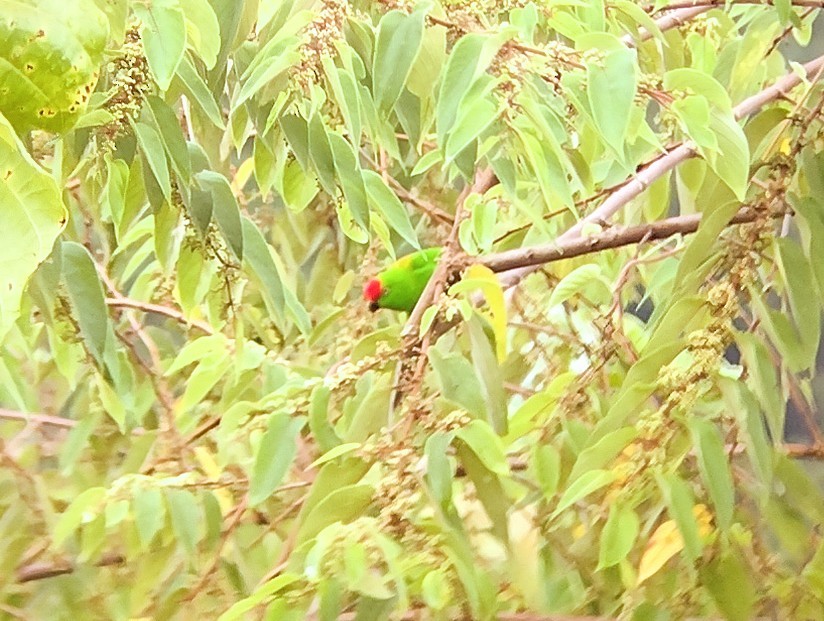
362,247 -> 442,312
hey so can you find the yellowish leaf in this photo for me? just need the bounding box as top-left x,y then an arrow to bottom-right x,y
637,504 -> 714,585
232,157 -> 255,193
693,503 -> 714,538
450,264 -> 507,361
637,519 -> 683,584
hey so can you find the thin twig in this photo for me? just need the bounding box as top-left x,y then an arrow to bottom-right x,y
0,408 -> 77,429
105,298 -> 214,335
16,553 -> 124,584
622,6 -> 711,46
764,7 -> 817,58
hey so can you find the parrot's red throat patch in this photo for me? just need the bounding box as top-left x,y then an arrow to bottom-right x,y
363,279 -> 383,303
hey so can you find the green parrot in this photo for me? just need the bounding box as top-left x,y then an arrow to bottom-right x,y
363,247 -> 442,312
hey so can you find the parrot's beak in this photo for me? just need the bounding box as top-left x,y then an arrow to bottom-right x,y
368,301 -> 380,312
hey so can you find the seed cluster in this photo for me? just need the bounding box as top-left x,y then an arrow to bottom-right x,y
98,24 -> 152,149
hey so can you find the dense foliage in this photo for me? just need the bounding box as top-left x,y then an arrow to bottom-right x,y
2,0 -> 824,619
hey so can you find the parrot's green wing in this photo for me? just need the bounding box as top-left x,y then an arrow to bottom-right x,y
376,247 -> 442,312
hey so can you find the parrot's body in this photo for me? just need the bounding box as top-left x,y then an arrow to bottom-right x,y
363,247 -> 442,312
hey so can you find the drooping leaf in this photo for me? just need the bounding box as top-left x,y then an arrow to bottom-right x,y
689,418 -> 735,531
134,0 -> 187,91
0,116 -> 67,340
586,43 -> 637,157
599,503 -> 640,570
372,9 -> 425,112
194,170 -> 244,259
249,414 -> 305,506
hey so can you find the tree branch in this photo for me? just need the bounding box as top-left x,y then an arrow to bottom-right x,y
623,7 -> 711,46
481,206 -> 785,273
393,169 -> 498,413
16,553 -> 124,584
0,408 -> 77,429
105,298 -> 214,335
495,53 -> 824,289
649,0 -> 824,10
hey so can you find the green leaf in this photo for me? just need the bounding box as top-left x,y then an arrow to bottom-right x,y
586,44 -> 636,157
445,85 -> 499,164
663,68 -> 732,112
176,54 -> 225,128
700,550 -> 757,621
308,112 -> 337,196
689,418 -> 735,531
194,170 -> 244,259
134,0 -> 187,91
548,264 -> 609,308
598,503 -> 640,569
166,488 -> 202,554
776,237 -> 820,368
735,332 -> 784,442
309,443 -> 362,469
429,346 -> 487,420
343,374 -> 392,442
372,9 -> 425,111
0,116 -> 67,341
554,469 -> 617,516
54,487 -> 106,547
280,113 -> 311,171
451,264 -> 508,363
422,570 -> 452,611
512,125 -> 573,214
309,385 -> 342,453
61,242 -> 110,366
180,0 -> 221,68
328,132 -> 369,231
411,150 -> 444,176
656,472 -> 703,561
362,170 -> 419,249
96,373 -> 127,431
455,439 -> 511,543
296,483 -> 374,545
725,382 -> 774,486
456,420 -> 509,476
133,487 -> 166,548
436,33 -> 503,145
670,95 -> 717,154
165,334 -> 227,376
249,414 -> 304,506
568,427 -> 638,483
467,315 -> 507,434
425,432 -> 455,510
749,292 -> 808,373
146,95 -> 192,182
241,217 -> 286,327
218,574 -> 303,621
506,374 -> 573,441
236,40 -> 300,106
0,0 -> 108,132
134,121 -> 172,202
534,444 -> 561,499
322,61 -> 362,143
706,109 -> 749,201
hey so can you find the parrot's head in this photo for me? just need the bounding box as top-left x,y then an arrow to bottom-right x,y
363,278 -> 384,312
